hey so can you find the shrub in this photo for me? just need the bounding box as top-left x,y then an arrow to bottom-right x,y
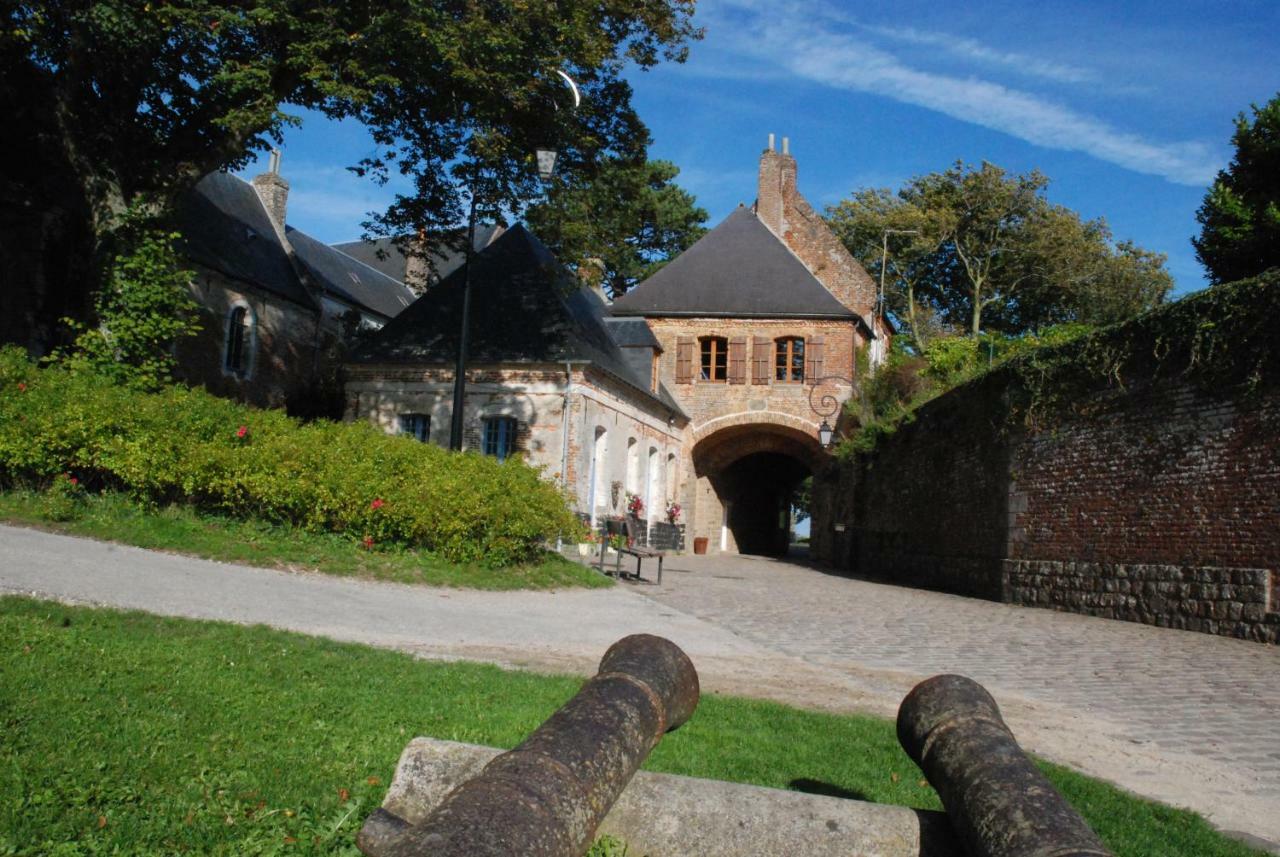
0,349 -> 582,566
39,472 -> 86,522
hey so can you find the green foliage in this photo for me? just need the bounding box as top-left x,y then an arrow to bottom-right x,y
56,214 -> 201,391
0,352 -> 583,566
5,0 -> 701,330
36,473 -> 86,523
826,162 -> 1172,343
526,157 -> 708,297
838,270 -> 1280,458
1,598 -> 1263,857
1193,93 -> 1280,283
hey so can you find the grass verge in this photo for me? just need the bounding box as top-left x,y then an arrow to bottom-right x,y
0,489 -> 609,591
0,597 -> 1264,857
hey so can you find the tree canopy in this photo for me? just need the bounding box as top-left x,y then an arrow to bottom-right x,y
1193,93 -> 1280,284
1,0 -> 700,346
826,162 -> 1172,347
525,157 -> 707,297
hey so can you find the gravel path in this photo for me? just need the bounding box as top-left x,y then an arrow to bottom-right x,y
2,524 -> 1277,851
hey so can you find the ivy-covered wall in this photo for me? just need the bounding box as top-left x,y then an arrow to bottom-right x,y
811,270 -> 1280,643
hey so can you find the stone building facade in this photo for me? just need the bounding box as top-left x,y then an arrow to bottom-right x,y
346,140 -> 884,554
172,161 -> 414,414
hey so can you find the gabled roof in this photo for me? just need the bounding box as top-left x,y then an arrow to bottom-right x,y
332,224 -> 503,284
350,225 -> 685,418
604,317 -> 662,349
175,172 -> 313,308
287,227 -> 414,320
610,205 -> 856,319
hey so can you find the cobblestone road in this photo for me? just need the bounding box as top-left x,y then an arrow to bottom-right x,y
642,551 -> 1280,844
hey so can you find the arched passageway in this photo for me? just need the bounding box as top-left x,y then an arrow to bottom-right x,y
691,422 -> 822,557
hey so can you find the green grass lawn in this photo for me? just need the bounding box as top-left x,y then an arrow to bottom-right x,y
0,598 -> 1263,857
0,489 -> 609,591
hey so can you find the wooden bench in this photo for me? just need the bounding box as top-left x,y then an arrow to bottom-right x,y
593,517 -> 664,585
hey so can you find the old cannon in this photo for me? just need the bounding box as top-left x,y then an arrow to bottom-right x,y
358,633 -> 699,857
898,674 -> 1112,857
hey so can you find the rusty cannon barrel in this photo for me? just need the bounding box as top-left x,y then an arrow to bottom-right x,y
897,674 -> 1112,857
359,633 -> 699,857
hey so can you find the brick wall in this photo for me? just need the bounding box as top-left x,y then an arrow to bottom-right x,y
811,327 -> 1280,643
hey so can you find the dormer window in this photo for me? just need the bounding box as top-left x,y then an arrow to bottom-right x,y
700,336 -> 728,382
775,337 -> 805,382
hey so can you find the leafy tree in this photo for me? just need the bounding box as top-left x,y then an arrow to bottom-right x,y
526,157 -> 707,297
1193,94 -> 1280,283
2,0 -> 700,347
826,162 -> 1171,342
58,212 -> 201,391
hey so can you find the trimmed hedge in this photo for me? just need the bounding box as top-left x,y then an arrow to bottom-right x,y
0,348 -> 582,567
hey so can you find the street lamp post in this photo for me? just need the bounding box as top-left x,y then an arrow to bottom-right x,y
448,77 -> 575,452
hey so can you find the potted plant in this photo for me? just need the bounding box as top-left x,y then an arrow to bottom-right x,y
577,531 -> 598,558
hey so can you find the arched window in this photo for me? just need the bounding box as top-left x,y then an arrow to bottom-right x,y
399,413 -> 430,442
645,447 -> 659,521
482,416 -> 518,462
700,336 -> 728,382
665,453 -> 677,502
224,304 -> 255,379
625,438 -> 640,494
590,427 -> 608,524
775,336 -> 805,382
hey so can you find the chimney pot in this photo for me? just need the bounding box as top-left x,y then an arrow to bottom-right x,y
782,136 -> 790,155
767,132 -> 775,152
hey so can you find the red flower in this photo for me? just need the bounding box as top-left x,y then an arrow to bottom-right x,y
16,382 -> 26,392
362,535 -> 374,549
69,477 -> 78,486
370,498 -> 385,511
235,425 -> 249,439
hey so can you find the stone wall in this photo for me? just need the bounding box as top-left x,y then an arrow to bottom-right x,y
176,267 -> 322,411
344,363 -> 685,528
811,276 -> 1280,643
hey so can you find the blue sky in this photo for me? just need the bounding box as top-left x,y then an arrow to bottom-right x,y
244,0 -> 1279,296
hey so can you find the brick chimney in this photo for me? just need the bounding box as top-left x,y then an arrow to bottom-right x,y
756,134 -> 796,239
753,134 -> 880,322
251,149 -> 289,228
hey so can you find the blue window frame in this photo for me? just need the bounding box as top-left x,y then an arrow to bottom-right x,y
399,413 -> 430,442
483,416 -> 518,462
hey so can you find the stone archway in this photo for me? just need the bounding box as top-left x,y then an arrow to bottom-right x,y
690,420 -> 824,557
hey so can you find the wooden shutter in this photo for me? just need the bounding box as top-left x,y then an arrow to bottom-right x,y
675,337 -> 693,384
728,337 -> 747,384
752,337 -> 771,384
805,336 -> 825,384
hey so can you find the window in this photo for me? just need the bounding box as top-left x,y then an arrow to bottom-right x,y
482,416 -> 518,462
700,336 -> 728,382
775,337 -> 805,382
399,413 -> 430,442
224,305 -> 255,378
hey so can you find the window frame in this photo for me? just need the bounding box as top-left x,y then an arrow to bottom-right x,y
482,416 -> 519,462
398,413 -> 430,442
223,303 -> 256,380
774,336 -> 805,383
699,336 -> 729,383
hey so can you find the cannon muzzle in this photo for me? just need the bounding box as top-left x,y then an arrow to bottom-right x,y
898,674 -> 1112,857
360,633 -> 699,857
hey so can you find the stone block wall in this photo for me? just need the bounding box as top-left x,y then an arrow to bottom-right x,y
1003,560 -> 1278,643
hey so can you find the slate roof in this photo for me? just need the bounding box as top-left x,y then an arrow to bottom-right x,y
332,224 -> 503,284
174,171 -> 415,321
175,172 -> 313,308
610,206 -> 856,319
351,225 -> 685,418
604,317 -> 662,349
287,227 -> 414,319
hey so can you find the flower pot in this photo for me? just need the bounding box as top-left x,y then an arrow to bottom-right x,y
577,543 -> 593,558
693,536 -> 709,555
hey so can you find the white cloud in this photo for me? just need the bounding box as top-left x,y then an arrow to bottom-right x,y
700,0 -> 1222,186
858,23 -> 1099,85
